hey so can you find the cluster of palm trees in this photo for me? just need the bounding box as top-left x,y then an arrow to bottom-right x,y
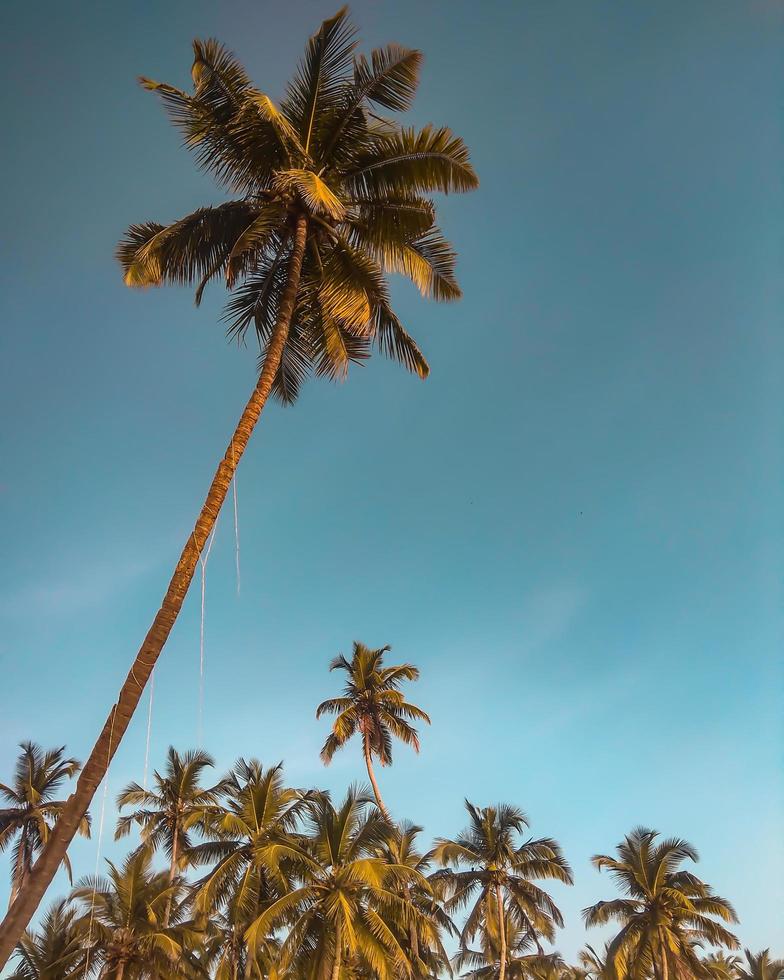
3,645 -> 779,980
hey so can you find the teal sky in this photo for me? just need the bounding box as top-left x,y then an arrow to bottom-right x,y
1,0 -> 782,960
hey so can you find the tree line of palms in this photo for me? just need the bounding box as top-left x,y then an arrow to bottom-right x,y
3,645 -> 779,980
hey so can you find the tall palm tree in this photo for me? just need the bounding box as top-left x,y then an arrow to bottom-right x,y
245,787 -> 423,980
582,827 -> 739,980
115,747 -> 227,924
316,642 -> 430,819
736,951 -> 784,980
0,743 -> 89,907
432,802 -> 573,980
8,900 -> 87,980
0,10 -> 476,961
71,849 -> 201,980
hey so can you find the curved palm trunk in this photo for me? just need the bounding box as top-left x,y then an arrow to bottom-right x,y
495,882 -> 507,980
362,735 -> 391,822
0,214 -> 310,969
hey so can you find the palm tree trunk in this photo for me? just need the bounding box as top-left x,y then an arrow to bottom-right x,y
331,922 -> 342,980
163,826 -> 179,928
0,214 -> 310,969
495,882 -> 507,980
362,735 -> 391,822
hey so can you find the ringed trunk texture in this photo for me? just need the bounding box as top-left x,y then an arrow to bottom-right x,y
362,736 -> 391,822
0,214 -> 309,969
495,882 -> 507,980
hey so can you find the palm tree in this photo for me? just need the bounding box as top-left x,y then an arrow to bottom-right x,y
316,642 -> 430,819
582,827 -> 739,980
190,759 -> 313,977
115,747 -> 226,925
702,952 -> 742,980
432,802 -> 573,980
0,743 -> 89,907
245,787 -> 423,980
736,951 -> 784,980
71,849 -> 201,980
8,900 -> 87,980
0,9 -> 476,961
454,911 -> 564,980
377,821 -> 453,978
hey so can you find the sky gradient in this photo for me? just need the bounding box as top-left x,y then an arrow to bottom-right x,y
1,0 -> 782,959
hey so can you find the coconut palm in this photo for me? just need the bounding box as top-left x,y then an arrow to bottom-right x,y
582,827 -> 739,980
576,944 -> 609,980
115,747 -> 227,925
316,642 -> 431,819
0,743 -> 89,907
245,787 -> 424,980
702,952 -> 742,980
7,900 -> 87,980
0,10 -> 476,961
190,759 -> 313,975
736,951 -> 784,980
432,802 -> 573,980
454,910 -> 565,980
376,821 -> 453,978
71,849 -> 201,980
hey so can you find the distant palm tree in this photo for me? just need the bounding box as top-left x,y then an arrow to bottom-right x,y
245,787 -> 422,980
8,900 -> 87,980
71,850 -> 199,980
316,642 -> 430,819
115,747 -> 226,924
433,802 -> 573,980
736,951 -> 784,980
454,910 -> 564,980
702,952 -> 742,980
0,10 -> 476,962
576,944 -> 609,980
0,743 -> 89,907
582,827 -> 739,980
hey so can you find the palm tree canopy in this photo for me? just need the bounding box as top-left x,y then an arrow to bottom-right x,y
582,827 -> 739,980
117,7 -> 478,404
736,950 -> 784,980
7,900 -> 87,980
0,743 -> 89,889
115,746 -> 226,866
316,641 -> 431,766
71,849 -> 201,980
432,801 -> 573,953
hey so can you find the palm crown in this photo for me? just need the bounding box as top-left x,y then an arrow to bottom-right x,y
432,801 -> 573,980
316,642 -> 430,819
118,6 -> 478,403
582,827 -> 739,980
0,743 -> 89,905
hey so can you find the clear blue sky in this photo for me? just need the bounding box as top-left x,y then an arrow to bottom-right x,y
1,0 -> 781,960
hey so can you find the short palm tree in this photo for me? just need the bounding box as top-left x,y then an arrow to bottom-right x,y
245,787 -> 423,980
702,952 -> 742,980
582,827 -> 739,980
736,951 -> 784,980
454,911 -> 564,980
0,10 -> 476,961
0,743 -> 89,907
316,642 -> 430,819
8,900 -> 87,980
71,849 -> 200,980
115,746 -> 226,924
432,802 -> 573,980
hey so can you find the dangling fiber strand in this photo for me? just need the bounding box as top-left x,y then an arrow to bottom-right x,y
142,668 -> 155,791
197,524 -> 217,746
231,441 -> 241,596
